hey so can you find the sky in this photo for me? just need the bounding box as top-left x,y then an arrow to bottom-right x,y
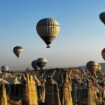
0,0 -> 105,70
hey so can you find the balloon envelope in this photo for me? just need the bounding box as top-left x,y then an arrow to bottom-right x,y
36,18 -> 60,48
13,46 -> 23,58
1,65 -> 9,72
97,64 -> 102,72
31,60 -> 40,70
86,61 -> 99,75
36,58 -> 48,69
101,48 -> 105,60
99,12 -> 105,24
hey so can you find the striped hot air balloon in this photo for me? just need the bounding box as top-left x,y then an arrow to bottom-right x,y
36,18 -> 60,48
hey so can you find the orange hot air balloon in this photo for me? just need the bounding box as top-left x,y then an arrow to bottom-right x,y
36,18 -> 60,48
101,48 -> 105,60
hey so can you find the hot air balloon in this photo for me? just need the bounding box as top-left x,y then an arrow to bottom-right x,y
101,48 -> 105,60
99,12 -> 105,24
13,46 -> 23,58
86,61 -> 99,75
36,58 -> 48,69
97,64 -> 102,72
31,60 -> 40,70
1,65 -> 9,72
36,18 -> 60,48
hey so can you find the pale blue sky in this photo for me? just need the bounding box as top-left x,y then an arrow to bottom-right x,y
0,0 -> 105,70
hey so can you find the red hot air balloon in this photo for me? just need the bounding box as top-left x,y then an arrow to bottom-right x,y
101,48 -> 105,60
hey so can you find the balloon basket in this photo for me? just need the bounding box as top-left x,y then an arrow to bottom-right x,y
46,46 -> 50,48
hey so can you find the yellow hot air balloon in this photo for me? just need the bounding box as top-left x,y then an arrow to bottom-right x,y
13,46 -> 23,58
36,18 -> 60,48
97,64 -> 102,72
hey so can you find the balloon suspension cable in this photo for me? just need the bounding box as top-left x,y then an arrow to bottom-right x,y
46,45 -> 50,48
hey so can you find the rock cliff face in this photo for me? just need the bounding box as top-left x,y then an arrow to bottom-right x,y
87,81 -> 99,105
26,74 -> 38,105
0,84 -> 21,105
60,72 -> 73,105
0,68 -> 104,105
0,84 -> 7,105
45,77 -> 61,105
0,74 -> 38,105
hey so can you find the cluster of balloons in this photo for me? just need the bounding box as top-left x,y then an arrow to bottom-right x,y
3,14 -> 105,71
7,15 -> 105,71
11,18 -> 60,70
86,44 -> 105,75
85,13 -> 105,75
92,12 -> 105,74
31,58 -> 48,70
89,13 -> 105,76
100,13 -> 105,73
13,46 -> 48,70
99,12 -> 105,61
13,45 -> 48,70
